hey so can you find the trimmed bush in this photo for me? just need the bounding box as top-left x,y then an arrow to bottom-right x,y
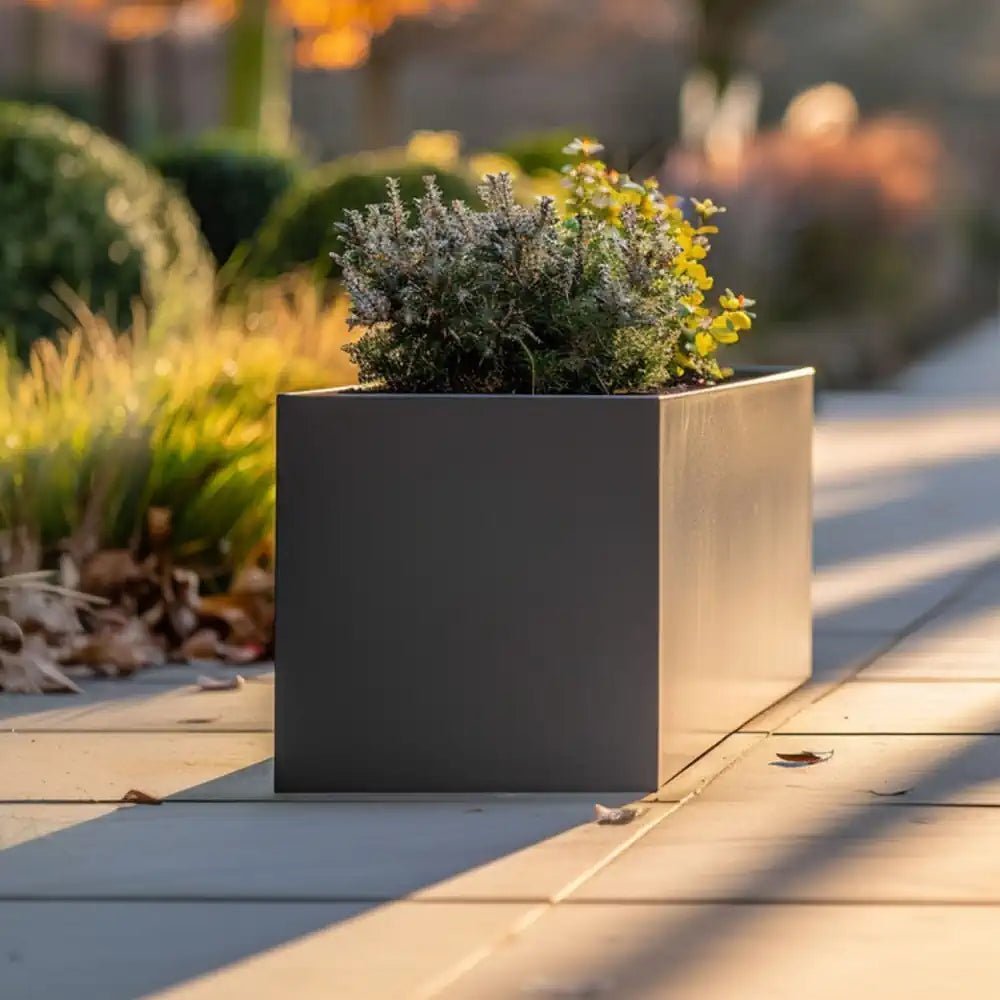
0,103 -> 213,358
151,133 -> 303,266
239,155 -> 479,285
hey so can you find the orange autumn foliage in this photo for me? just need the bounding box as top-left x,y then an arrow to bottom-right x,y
36,0 -> 476,66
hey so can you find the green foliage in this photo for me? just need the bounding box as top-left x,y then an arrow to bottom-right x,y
0,277 -> 356,574
150,131 -> 303,265
0,103 -> 214,359
500,129 -> 578,176
238,155 -> 479,285
339,140 -> 754,395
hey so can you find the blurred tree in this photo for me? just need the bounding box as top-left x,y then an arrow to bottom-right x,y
290,0 -> 477,150
17,0 -> 475,149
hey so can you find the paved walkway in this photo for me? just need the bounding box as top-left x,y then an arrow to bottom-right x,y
2,316 -> 999,999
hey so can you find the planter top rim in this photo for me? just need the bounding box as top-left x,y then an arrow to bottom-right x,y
282,366 -> 814,402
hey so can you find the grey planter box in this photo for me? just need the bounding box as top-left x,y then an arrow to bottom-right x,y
275,368 -> 813,793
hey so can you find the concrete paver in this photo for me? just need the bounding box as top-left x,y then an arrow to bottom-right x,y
0,732 -> 272,801
768,680 -> 1000,734
0,799 -> 641,901
435,903 -> 1000,999
0,805 -> 119,850
0,901 -> 372,1000
2,675 -> 274,731
695,732 -> 1000,806
151,902 -> 538,1000
572,800 -> 1000,903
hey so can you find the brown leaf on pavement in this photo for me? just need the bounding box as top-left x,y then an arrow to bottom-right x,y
122,789 -> 162,805
774,750 -> 835,765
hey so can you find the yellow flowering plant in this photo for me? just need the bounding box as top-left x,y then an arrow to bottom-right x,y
561,138 -> 755,381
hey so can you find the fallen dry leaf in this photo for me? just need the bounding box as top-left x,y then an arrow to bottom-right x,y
0,615 -> 23,653
68,619 -> 165,677
218,642 -> 264,665
594,803 -> 643,825
774,750 -> 835,765
121,788 -> 162,805
196,595 -> 266,645
869,788 -> 912,797
196,674 -> 245,691
78,549 -> 144,601
180,628 -> 223,662
4,587 -> 82,641
0,634 -> 83,694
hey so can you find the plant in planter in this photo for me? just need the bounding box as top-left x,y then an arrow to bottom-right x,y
337,138 -> 754,395
275,140 -> 812,793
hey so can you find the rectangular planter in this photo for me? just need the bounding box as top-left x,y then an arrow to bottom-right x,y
275,368 -> 813,793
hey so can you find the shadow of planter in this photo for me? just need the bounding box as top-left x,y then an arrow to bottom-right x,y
275,368 -> 814,793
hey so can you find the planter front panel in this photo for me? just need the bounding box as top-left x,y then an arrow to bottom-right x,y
276,396 -> 662,792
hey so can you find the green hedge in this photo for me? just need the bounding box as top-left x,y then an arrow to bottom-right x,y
238,155 -> 479,285
0,103 -> 213,357
151,133 -> 303,266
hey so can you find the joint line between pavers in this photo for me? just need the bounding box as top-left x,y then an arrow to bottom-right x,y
747,730 -> 1000,737
0,728 -> 273,735
411,798 -> 691,999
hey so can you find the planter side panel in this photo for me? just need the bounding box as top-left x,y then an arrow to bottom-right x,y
275,396 -> 661,792
658,374 -> 813,783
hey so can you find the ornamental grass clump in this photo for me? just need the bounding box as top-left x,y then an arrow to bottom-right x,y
337,138 -> 755,394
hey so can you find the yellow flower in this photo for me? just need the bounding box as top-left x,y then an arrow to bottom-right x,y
710,314 -> 743,343
679,260 -> 714,290
692,197 -> 726,218
719,288 -> 754,311
695,331 -> 715,356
